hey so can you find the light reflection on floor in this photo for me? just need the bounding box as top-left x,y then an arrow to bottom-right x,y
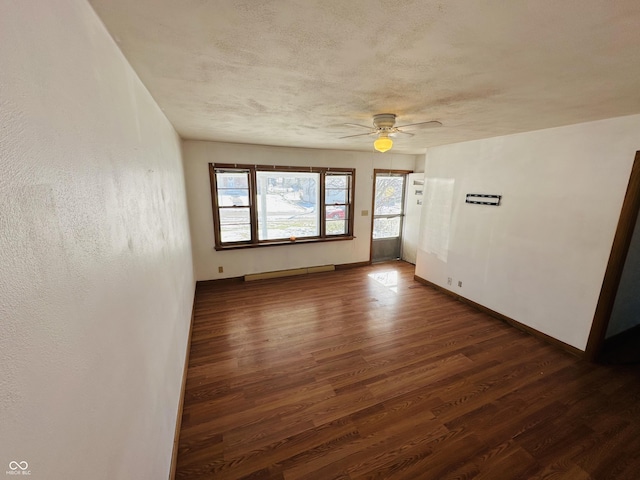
367,270 -> 399,293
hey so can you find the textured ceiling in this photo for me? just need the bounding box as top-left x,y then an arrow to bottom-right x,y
89,0 -> 640,154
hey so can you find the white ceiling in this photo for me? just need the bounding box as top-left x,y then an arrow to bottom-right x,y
89,0 -> 640,154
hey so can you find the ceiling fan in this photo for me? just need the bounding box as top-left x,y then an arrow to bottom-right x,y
340,113 -> 442,152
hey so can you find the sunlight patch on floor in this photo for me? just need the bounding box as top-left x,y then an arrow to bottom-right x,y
368,270 -> 399,293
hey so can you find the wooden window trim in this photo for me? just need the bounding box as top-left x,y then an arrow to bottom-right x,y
210,163 -> 356,250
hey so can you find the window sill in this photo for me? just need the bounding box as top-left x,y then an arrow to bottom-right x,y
215,236 -> 355,251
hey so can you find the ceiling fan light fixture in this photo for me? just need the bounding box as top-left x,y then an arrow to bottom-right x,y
374,135 -> 393,153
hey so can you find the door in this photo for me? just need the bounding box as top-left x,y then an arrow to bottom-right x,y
371,170 -> 410,262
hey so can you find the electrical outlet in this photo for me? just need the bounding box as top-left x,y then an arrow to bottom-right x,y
447,277 -> 452,285
458,281 -> 463,287
218,266 -> 224,273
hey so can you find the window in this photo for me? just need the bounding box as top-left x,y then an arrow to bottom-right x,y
210,163 -> 355,249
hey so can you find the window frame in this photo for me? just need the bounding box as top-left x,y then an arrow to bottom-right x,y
209,163 -> 356,250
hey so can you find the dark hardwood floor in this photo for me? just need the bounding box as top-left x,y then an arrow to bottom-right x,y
176,261 -> 640,479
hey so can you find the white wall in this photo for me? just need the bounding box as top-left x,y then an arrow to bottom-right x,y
607,206 -> 640,338
0,2 -> 195,479
183,140 -> 418,280
416,115 -> 640,351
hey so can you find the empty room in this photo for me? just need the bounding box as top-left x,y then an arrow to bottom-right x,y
2,1 -> 640,479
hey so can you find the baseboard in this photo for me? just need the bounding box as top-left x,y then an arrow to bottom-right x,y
413,274 -> 584,359
308,264 -> 336,274
244,264 -> 335,281
196,262 -> 372,286
169,299 -> 195,480
335,260 -> 372,270
196,276 -> 244,288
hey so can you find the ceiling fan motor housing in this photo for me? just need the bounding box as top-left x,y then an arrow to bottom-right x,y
373,113 -> 397,129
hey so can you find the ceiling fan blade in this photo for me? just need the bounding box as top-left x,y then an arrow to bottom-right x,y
394,130 -> 415,137
338,132 -> 376,139
343,122 -> 374,129
396,120 -> 442,129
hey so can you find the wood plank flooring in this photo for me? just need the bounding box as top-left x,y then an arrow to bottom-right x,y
176,261 -> 640,479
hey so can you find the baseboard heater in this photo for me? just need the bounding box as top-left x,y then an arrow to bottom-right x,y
244,264 -> 335,282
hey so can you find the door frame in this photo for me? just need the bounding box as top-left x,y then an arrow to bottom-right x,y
585,151 -> 640,361
369,169 -> 413,263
